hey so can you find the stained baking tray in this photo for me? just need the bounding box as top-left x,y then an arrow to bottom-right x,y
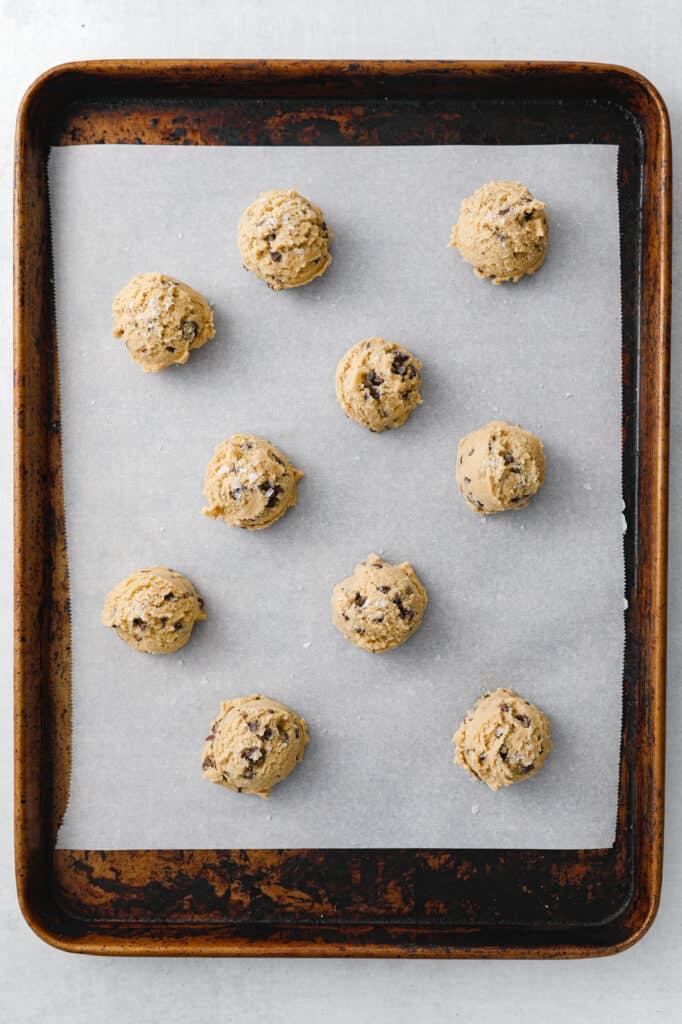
14,60 -> 670,957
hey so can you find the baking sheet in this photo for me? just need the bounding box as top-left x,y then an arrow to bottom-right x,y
50,143 -> 624,850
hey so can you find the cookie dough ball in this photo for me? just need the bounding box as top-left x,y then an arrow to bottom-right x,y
202,434 -> 303,530
112,272 -> 215,372
238,189 -> 333,290
332,553 -> 427,653
102,567 -> 206,654
453,688 -> 551,791
456,420 -> 545,515
202,695 -> 308,798
335,337 -> 423,432
449,181 -> 548,284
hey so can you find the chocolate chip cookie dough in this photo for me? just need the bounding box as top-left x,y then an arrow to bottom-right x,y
335,337 -> 423,432
332,553 -> 427,653
202,695 -> 308,798
456,420 -> 546,514
449,181 -> 548,284
112,272 -> 215,372
202,434 -> 303,530
452,688 -> 552,791
238,188 -> 332,290
102,567 -> 206,654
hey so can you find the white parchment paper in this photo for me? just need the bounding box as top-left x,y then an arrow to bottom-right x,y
50,144 -> 623,850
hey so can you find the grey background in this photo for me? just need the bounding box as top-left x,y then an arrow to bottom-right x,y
1,1 -> 680,1021
51,143 -> 622,851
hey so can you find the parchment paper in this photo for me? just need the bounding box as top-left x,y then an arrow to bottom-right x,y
50,144 -> 624,850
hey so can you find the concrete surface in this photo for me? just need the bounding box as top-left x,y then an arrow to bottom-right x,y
0,2 -> 679,1021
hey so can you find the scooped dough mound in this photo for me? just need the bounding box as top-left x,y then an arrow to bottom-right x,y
112,272 -> 215,372
331,553 -> 427,653
456,420 -> 545,514
202,695 -> 308,798
452,687 -> 552,791
449,181 -> 548,284
102,566 -> 206,654
202,434 -> 303,530
238,189 -> 333,290
335,337 -> 423,432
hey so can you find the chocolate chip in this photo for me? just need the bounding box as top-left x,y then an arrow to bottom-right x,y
498,206 -> 510,215
262,727 -> 273,741
258,480 -> 283,507
294,726 -> 300,739
270,251 -> 282,262
132,618 -> 147,630
514,714 -> 531,727
524,210 -> 534,221
501,704 -> 510,712
511,467 -> 521,474
202,757 -> 214,771
164,592 -> 174,601
392,595 -> 414,621
499,747 -> 508,761
230,487 -> 244,501
353,592 -> 366,607
264,233 -> 276,241
242,747 -> 261,761
166,345 -> 176,353
364,370 -> 384,400
270,452 -> 285,467
173,621 -> 184,631
464,476 -> 471,484
160,617 -> 168,627
391,352 -> 410,375
247,720 -> 259,733
522,763 -> 535,774
265,484 -> 283,508
377,585 -> 391,594
355,627 -> 365,634
181,320 -> 198,340
469,448 -> 475,457
503,452 -> 514,465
